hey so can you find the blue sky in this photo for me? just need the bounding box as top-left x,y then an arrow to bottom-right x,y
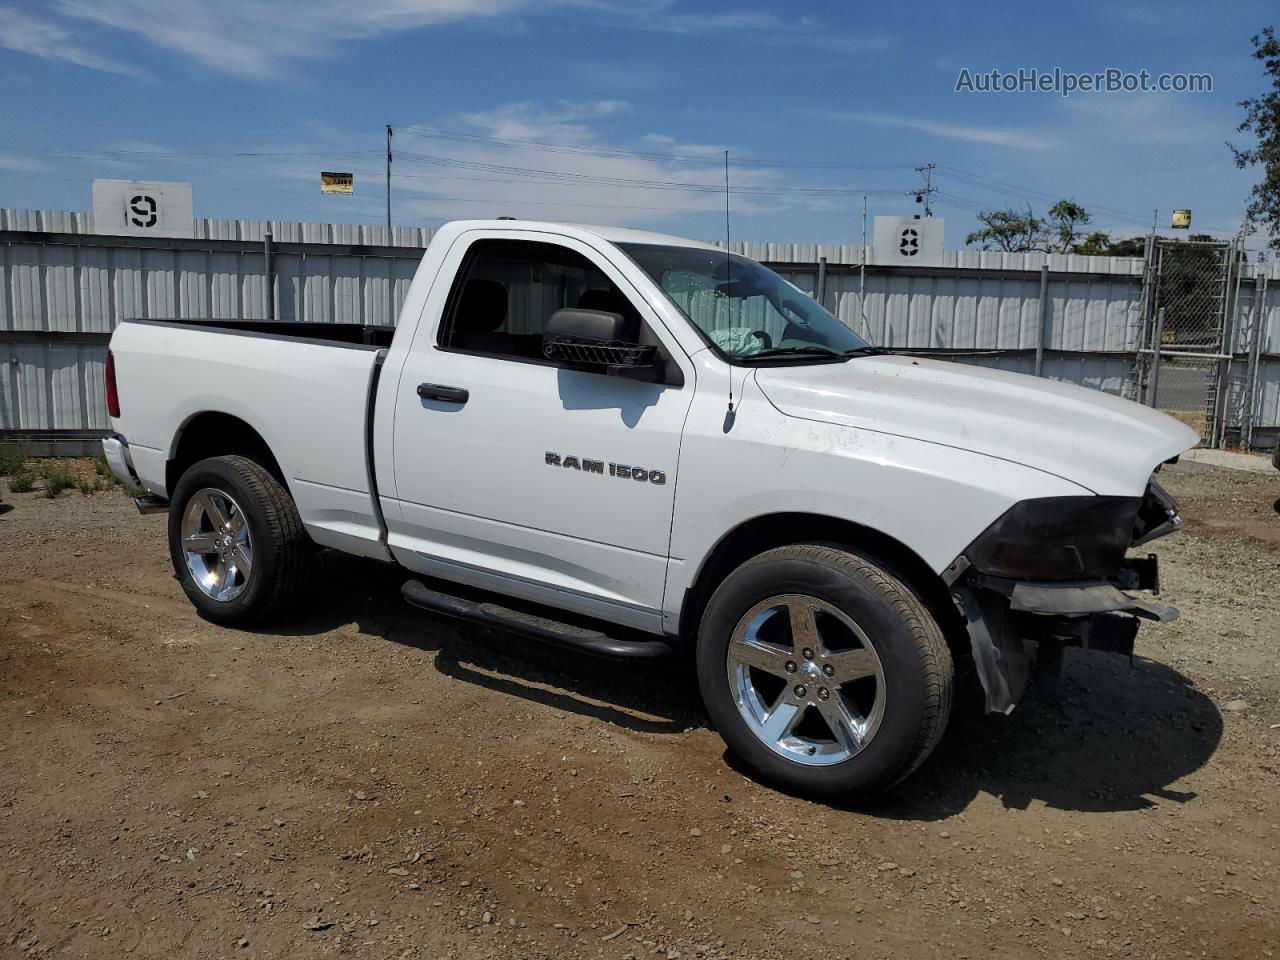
0,0 -> 1275,250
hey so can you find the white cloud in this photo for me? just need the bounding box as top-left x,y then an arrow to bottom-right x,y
1060,94 -> 1223,147
838,112 -> 1056,150
657,9 -> 805,33
52,0 -> 555,77
0,5 -> 140,76
384,100 -> 782,225
640,133 -> 730,159
45,0 -> 893,78
635,5 -> 893,51
460,100 -> 632,142
0,151 -> 48,173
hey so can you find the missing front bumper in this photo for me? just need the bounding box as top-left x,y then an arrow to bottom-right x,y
952,570 -> 1178,714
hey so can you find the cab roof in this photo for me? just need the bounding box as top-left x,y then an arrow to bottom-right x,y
441,219 -> 722,253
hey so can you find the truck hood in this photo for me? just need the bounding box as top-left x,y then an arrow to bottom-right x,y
754,354 -> 1199,495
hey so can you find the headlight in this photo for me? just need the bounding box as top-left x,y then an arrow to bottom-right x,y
1131,480 -> 1182,546
963,496 -> 1142,581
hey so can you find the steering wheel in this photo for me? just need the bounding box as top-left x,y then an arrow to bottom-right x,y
749,330 -> 773,349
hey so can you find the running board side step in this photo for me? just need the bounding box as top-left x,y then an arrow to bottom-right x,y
401,580 -> 674,660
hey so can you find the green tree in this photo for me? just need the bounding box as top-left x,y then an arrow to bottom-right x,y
1091,233 -> 1217,258
1097,235 -> 1146,257
966,200 -> 1099,253
1045,200 -> 1092,253
1072,231 -> 1115,255
965,205 -> 1046,252
1229,26 -> 1280,252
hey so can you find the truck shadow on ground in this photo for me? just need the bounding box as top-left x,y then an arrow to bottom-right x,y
821,653 -> 1222,820
259,552 -> 703,737
263,552 -> 1223,819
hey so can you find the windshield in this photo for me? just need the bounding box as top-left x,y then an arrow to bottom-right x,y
618,243 -> 871,363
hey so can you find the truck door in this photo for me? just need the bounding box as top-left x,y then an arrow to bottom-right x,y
386,231 -> 694,633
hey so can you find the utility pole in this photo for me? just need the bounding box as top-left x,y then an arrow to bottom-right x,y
385,124 -> 393,237
859,194 -> 869,339
911,163 -> 937,217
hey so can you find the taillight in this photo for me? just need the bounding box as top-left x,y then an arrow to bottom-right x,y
105,350 -> 120,418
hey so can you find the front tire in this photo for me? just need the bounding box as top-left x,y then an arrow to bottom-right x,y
696,544 -> 953,799
167,455 -> 311,625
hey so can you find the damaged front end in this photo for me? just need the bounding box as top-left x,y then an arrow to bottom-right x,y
943,477 -> 1184,714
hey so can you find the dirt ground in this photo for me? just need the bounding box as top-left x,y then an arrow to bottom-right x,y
1,460 -> 1277,960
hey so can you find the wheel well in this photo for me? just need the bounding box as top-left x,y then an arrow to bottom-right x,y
678,513 -> 964,646
166,412 -> 285,494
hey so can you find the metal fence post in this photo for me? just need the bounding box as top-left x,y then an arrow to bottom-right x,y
1147,307 -> 1165,408
263,229 -> 274,322
858,235 -> 869,340
1244,274 -> 1267,449
1210,240 -> 1243,448
1034,264 -> 1049,377
1135,237 -> 1157,403
817,255 -> 827,310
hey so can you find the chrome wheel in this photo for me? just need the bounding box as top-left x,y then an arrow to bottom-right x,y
726,594 -> 886,766
180,487 -> 253,602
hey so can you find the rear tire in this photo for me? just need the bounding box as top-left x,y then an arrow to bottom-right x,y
167,455 -> 311,625
696,544 -> 952,799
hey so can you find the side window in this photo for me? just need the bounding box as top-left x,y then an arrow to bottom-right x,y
439,239 -> 643,361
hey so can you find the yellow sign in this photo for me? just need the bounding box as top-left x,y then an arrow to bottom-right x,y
1171,209 -> 1191,229
320,172 -> 354,195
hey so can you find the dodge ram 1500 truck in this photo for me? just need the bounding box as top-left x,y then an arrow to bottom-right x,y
102,219 -> 1197,798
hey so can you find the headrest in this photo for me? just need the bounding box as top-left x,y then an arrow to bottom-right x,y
456,278 -> 508,333
577,288 -> 630,316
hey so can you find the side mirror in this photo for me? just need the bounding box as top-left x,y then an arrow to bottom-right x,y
542,308 -> 658,371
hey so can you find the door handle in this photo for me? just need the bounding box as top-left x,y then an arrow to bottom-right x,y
417,382 -> 469,404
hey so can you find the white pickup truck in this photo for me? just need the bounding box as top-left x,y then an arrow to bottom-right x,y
103,219 -> 1197,797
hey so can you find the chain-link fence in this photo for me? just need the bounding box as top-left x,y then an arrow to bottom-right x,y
1139,239 -> 1236,442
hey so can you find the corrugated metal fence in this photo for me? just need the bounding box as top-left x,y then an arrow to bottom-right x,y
3,208 -> 1278,449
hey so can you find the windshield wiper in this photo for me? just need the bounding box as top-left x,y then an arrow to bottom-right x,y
737,346 -> 845,364
841,346 -> 884,356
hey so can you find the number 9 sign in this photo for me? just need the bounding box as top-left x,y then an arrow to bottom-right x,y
128,194 -> 159,229
92,179 -> 193,238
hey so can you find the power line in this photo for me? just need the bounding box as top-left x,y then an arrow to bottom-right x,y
396,126 -> 915,170
933,191 -> 990,214
2,162 -> 905,213
21,136 -> 1158,229
374,194 -> 879,216
393,151 -> 904,197
34,136 -> 1153,227
38,148 -> 382,160
934,165 -> 1150,225
396,194 -> 734,212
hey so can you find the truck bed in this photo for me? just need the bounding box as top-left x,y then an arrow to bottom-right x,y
108,317 -> 393,561
131,318 -> 396,348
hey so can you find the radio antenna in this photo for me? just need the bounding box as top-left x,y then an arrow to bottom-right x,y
724,149 -> 736,418
724,149 -> 731,256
